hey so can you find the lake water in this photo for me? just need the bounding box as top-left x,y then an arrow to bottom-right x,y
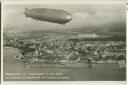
3,48 -> 126,81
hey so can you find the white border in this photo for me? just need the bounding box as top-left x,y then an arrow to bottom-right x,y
1,0 -> 127,85
2,0 -> 126,5
2,81 -> 127,85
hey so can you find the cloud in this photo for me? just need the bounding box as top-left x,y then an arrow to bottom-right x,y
4,5 -> 125,33
64,10 -> 125,30
73,12 -> 90,18
74,12 -> 85,16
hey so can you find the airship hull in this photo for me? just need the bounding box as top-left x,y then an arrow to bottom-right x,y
24,8 -> 72,24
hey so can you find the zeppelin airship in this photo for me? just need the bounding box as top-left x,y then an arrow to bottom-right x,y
23,8 -> 72,24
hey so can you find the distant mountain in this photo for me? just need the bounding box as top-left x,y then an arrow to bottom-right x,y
69,22 -> 126,36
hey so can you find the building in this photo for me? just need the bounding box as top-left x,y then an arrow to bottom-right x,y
77,34 -> 99,39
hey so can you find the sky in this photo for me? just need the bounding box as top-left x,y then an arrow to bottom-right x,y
4,4 -> 126,33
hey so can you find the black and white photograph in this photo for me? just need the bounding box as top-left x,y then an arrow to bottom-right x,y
3,3 -> 126,81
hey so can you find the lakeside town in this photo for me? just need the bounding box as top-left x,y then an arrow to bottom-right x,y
3,32 -> 126,68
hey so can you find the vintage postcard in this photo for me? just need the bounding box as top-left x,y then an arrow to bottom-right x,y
3,1 -> 126,82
